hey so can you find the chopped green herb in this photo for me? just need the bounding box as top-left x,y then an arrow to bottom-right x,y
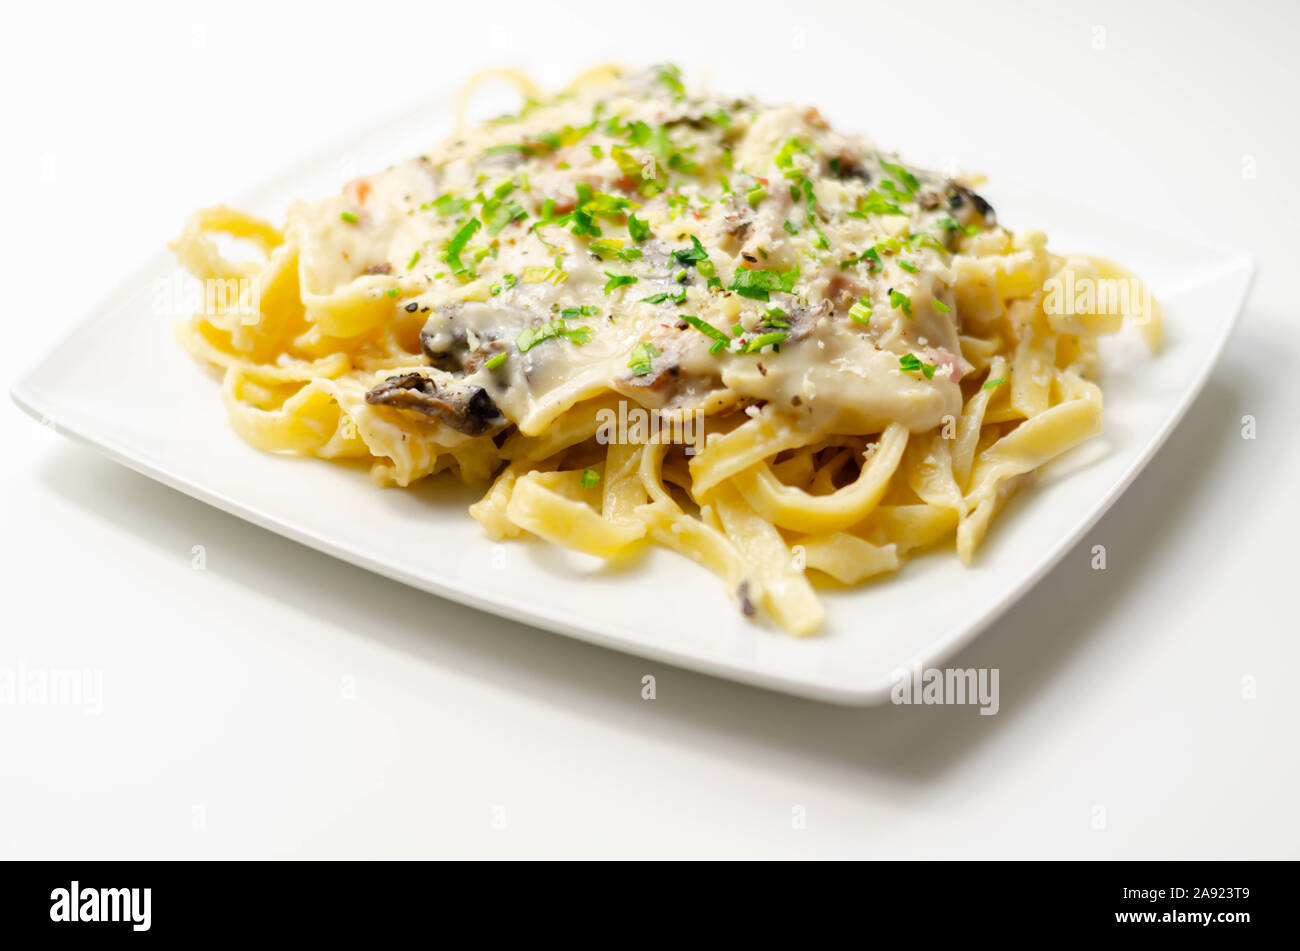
483,143 -> 533,156
899,352 -> 938,379
484,352 -> 508,370
580,468 -> 601,489
589,239 -> 642,262
878,159 -> 921,197
728,265 -> 799,301
983,377 -> 1007,390
385,287 -> 399,299
851,190 -> 907,218
340,211 -> 359,224
628,340 -> 661,376
640,289 -> 688,305
848,296 -> 872,326
671,235 -> 709,267
746,185 -> 767,207
680,314 -> 729,348
889,288 -> 913,317
604,272 -> 638,294
443,218 -> 482,275
655,64 -> 686,99
742,331 -> 788,354
627,212 -> 651,242
516,318 -> 591,353
520,265 -> 568,285
933,299 -> 951,313
936,215 -> 980,237
485,199 -> 527,235
897,260 -> 919,274
405,250 -> 421,269
424,194 -> 468,216
761,307 -> 789,328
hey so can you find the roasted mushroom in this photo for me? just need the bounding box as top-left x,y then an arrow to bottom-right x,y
365,372 -> 505,436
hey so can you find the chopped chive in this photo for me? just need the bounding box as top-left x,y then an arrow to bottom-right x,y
727,265 -> 799,301
742,331 -> 788,354
484,352 -> 508,370
848,296 -> 872,326
680,314 -> 729,347
340,211 -> 359,224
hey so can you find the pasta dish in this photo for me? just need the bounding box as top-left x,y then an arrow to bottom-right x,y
172,65 -> 1159,635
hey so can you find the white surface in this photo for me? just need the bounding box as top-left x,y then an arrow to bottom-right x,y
9,146 -> 1254,703
2,0 -> 1297,857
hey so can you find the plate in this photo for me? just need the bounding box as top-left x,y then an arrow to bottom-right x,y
10,94 -> 1253,704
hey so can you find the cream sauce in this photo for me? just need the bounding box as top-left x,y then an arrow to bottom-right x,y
290,67 -> 996,438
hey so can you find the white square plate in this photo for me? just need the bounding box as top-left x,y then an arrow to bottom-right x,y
10,94 -> 1253,704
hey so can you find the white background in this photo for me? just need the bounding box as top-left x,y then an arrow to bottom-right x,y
3,0 -> 1297,858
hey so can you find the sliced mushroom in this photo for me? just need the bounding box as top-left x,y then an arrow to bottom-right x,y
365,372 -> 505,436
945,182 -> 996,224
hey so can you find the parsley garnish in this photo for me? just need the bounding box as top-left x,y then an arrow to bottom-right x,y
671,235 -> 709,267
728,266 -> 799,301
580,468 -> 601,489
340,211 -> 359,224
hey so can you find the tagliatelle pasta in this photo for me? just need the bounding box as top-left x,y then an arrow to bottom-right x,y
172,65 -> 1160,636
